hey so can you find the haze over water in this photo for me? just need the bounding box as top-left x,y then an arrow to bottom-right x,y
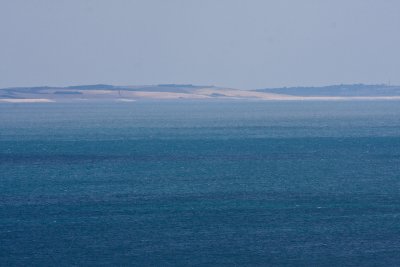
1,101 -> 400,266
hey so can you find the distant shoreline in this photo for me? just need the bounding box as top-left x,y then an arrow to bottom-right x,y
2,84 -> 400,102
3,97 -> 400,103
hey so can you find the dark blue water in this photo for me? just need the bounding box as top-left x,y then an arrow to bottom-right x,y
1,101 -> 400,266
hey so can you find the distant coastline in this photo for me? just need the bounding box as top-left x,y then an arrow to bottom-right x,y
2,84 -> 400,102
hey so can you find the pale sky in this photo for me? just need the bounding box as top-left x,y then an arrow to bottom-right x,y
1,0 -> 399,89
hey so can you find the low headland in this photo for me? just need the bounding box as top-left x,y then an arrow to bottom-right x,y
1,83 -> 400,102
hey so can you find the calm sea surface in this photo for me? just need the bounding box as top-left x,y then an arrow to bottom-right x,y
1,101 -> 400,266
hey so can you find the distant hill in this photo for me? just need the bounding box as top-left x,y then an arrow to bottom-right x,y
255,84 -> 400,97
67,84 -> 117,90
0,84 -> 224,102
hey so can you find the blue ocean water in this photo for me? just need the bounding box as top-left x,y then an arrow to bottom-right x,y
1,101 -> 400,266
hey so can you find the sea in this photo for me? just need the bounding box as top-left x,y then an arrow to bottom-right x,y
1,101 -> 400,266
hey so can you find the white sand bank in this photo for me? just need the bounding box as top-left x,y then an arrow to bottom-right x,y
0,98 -> 55,103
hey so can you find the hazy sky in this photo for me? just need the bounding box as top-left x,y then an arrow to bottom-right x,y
1,0 -> 400,89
